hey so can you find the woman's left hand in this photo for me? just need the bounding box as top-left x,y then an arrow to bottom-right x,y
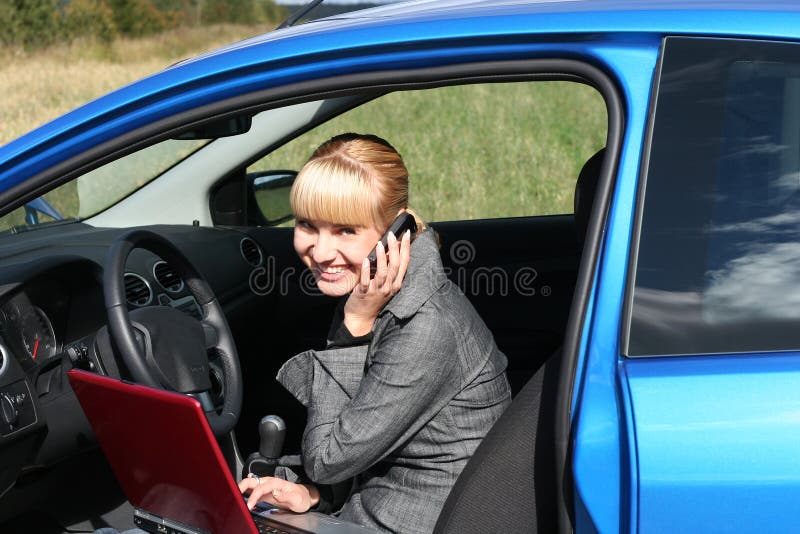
239,476 -> 320,513
344,229 -> 411,336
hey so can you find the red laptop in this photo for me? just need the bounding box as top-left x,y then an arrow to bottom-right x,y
68,369 -> 378,534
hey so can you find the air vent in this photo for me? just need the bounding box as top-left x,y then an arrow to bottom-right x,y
153,261 -> 184,293
0,344 -> 7,376
240,237 -> 263,267
124,273 -> 153,307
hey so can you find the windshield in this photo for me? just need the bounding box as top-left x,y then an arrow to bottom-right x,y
0,138 -> 209,233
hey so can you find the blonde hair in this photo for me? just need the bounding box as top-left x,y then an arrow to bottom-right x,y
290,133 -> 426,235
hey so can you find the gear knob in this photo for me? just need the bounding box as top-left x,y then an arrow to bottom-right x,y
258,415 -> 286,460
244,415 -> 286,479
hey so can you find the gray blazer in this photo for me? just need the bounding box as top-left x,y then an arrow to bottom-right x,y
276,229 -> 511,533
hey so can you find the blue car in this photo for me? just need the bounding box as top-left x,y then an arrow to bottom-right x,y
1,0 -> 799,532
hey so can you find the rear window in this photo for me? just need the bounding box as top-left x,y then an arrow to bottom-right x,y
627,37 -> 800,356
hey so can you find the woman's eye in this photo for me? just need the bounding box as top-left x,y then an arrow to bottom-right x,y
340,227 -> 357,235
298,220 -> 314,230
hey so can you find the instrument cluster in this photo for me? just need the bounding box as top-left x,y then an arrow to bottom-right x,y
0,293 -> 60,371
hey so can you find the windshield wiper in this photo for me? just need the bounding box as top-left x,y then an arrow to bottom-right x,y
277,0 -> 325,29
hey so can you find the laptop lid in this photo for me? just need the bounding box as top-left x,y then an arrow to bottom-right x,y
68,369 -> 258,534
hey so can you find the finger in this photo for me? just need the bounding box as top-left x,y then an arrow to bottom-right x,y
359,257 -> 371,292
245,479 -> 269,508
246,478 -> 283,510
394,230 -> 412,292
386,231 -> 400,281
239,478 -> 257,494
374,241 -> 388,285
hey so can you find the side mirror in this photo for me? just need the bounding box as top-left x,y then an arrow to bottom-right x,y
248,170 -> 296,226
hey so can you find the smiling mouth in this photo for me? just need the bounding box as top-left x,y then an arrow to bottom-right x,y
315,265 -> 350,282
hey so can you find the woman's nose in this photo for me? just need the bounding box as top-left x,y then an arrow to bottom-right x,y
311,234 -> 337,263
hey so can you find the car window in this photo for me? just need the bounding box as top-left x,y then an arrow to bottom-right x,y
249,81 -> 606,222
627,37 -> 800,356
0,138 -> 208,232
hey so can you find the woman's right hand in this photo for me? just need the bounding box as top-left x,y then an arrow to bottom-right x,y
238,476 -> 320,513
344,229 -> 411,336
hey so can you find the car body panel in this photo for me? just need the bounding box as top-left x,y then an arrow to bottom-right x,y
612,33 -> 800,533
569,40 -> 660,533
624,354 -> 800,532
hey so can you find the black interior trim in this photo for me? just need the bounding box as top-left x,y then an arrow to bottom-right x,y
550,64 -> 624,533
0,55 -> 625,532
619,37 -> 666,357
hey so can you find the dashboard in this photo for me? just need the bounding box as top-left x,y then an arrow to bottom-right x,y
0,222 -> 268,512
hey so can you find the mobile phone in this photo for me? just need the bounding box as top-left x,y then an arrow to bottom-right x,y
367,212 -> 417,276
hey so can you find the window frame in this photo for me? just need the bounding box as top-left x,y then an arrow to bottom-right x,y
622,35 -> 800,358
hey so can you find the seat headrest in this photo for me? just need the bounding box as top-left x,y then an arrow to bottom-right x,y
574,148 -> 606,246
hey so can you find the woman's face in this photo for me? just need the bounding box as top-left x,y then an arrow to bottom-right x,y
294,218 -> 383,296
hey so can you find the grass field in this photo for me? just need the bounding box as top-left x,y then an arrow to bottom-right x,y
0,26 -> 607,228
255,81 -> 607,221
0,24 -> 275,145
0,24 -> 274,229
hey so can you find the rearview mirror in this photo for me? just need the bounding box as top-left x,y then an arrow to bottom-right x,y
173,115 -> 252,140
248,170 -> 296,226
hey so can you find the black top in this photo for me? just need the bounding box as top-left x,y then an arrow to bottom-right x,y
326,298 -> 374,349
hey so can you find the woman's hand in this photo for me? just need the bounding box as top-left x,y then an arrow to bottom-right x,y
238,476 -> 320,513
344,230 -> 412,336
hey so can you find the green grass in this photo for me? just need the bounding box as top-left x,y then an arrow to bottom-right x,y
253,81 -> 607,221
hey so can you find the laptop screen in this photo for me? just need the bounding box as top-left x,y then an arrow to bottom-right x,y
68,369 -> 257,534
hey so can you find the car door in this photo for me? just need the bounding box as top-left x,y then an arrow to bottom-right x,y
576,37 -> 800,533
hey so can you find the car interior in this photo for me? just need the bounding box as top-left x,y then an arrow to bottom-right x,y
0,69 -> 611,533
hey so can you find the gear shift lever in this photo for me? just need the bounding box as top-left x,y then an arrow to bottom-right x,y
259,415 -> 286,459
244,415 -> 285,478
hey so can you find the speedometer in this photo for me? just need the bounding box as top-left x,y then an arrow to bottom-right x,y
19,306 -> 56,361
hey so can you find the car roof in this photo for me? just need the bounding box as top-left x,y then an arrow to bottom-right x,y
3,0 -> 800,188
183,0 -> 800,63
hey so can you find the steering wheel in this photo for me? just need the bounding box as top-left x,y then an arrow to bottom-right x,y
103,229 -> 243,436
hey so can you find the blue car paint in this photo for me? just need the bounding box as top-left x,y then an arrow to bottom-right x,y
569,39 -> 661,533
624,354 -> 800,532
4,1 -> 800,533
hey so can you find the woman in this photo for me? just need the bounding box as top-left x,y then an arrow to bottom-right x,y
239,133 -> 511,533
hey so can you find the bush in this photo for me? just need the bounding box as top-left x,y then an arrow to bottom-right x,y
107,0 -> 171,36
0,4 -> 15,46
0,0 -> 60,48
0,0 -> 286,50
201,0 -> 286,25
63,0 -> 118,43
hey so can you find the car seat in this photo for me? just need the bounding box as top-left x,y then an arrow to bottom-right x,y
434,148 -> 607,533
